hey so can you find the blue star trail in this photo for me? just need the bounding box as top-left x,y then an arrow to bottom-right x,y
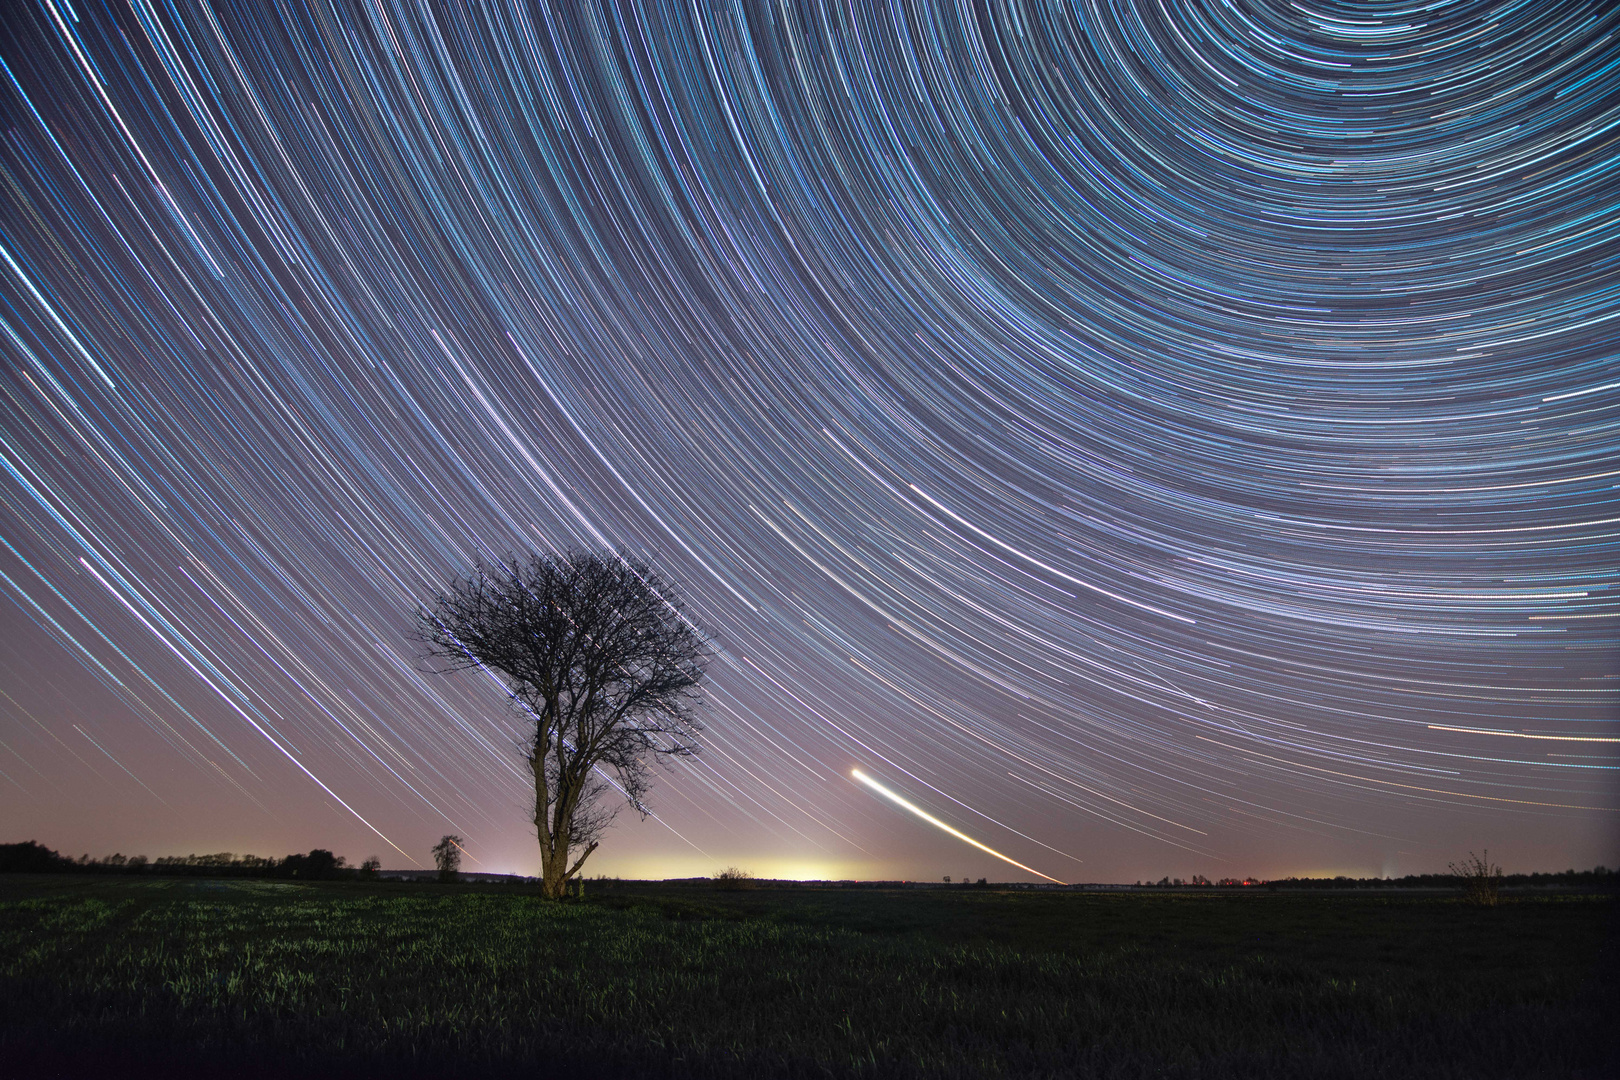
0,0 -> 1614,881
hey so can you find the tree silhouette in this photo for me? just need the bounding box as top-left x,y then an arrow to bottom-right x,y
0,841 -> 73,873
280,849 -> 345,880
432,835 -> 463,883
416,550 -> 710,899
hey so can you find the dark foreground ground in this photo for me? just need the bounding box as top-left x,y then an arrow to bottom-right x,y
1,875 -> 1614,1079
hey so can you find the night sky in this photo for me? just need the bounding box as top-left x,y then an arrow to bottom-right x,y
1,1 -> 1615,884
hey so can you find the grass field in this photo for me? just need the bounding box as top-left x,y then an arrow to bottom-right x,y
1,875 -> 1614,1078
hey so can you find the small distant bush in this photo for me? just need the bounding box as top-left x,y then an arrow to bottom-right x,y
713,867 -> 754,890
1449,850 -> 1503,906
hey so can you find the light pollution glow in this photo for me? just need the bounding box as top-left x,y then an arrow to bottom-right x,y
852,769 -> 1064,884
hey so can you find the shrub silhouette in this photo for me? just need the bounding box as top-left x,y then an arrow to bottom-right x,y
713,867 -> 754,890
1449,850 -> 1503,906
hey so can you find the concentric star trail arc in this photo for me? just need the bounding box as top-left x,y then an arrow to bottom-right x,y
0,0 -> 1613,880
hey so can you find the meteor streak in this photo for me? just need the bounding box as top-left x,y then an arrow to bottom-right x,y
852,769 -> 1064,884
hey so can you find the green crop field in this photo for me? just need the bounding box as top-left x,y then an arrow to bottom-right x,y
1,875 -> 1613,1078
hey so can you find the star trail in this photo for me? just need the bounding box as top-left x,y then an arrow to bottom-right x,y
0,0 -> 1615,882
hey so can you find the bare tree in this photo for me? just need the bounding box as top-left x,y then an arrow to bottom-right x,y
416,550 -> 709,899
432,834 -> 463,883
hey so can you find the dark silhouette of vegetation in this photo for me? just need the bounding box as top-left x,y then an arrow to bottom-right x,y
0,841 -> 74,873
432,835 -> 463,883
416,549 -> 710,899
712,867 -> 754,890
5,838 -> 1614,898
0,842 -> 372,881
282,849 -> 347,880
1265,866 -> 1617,890
1449,849 -> 1504,906
1127,864 -> 1615,892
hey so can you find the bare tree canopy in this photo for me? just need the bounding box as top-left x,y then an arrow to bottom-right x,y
416,550 -> 709,899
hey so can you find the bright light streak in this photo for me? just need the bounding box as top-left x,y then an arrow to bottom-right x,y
1428,725 -> 1620,743
444,834 -> 483,867
851,769 -> 1064,884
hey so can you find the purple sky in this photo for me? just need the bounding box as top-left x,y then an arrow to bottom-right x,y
1,1 -> 1615,882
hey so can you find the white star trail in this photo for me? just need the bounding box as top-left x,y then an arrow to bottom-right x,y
0,1 -> 1614,880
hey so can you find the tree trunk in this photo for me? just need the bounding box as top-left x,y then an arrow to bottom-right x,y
538,827 -> 596,899
540,845 -> 569,899
533,750 -> 570,900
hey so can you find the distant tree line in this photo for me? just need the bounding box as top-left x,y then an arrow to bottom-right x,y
0,840 -> 382,881
1132,867 -> 1616,889
1266,867 -> 1615,889
1138,875 -> 1265,888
